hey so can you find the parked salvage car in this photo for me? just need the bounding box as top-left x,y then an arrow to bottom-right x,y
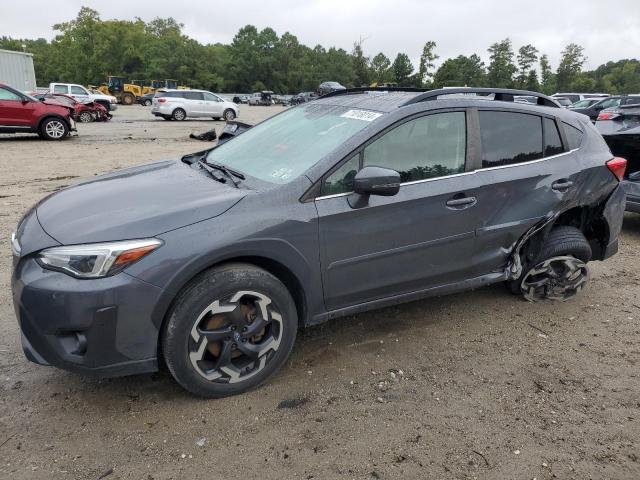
151,89 -> 238,121
11,87 -> 626,397
554,97 -> 573,108
0,83 -> 76,139
33,93 -> 111,123
248,91 -> 275,106
137,92 -> 155,106
319,81 -> 346,95
596,104 -> 640,212
292,91 -> 319,104
571,95 -> 640,122
552,92 -> 609,104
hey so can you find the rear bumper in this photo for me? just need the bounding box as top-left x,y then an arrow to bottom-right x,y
623,180 -> 640,213
601,184 -> 626,259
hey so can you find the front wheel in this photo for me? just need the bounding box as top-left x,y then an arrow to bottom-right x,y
78,111 -> 94,123
144,99 -> 152,106
162,264 -> 298,398
39,118 -> 69,140
223,109 -> 236,121
510,226 -> 592,302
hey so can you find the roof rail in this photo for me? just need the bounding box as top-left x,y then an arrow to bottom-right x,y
320,86 -> 560,108
403,87 -> 560,107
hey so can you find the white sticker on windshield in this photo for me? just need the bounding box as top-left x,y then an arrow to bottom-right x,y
271,167 -> 294,180
340,109 -> 383,122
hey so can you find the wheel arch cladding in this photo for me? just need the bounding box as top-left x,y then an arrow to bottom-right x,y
38,114 -> 70,131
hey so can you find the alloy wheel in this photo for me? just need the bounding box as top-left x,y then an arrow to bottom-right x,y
188,291 -> 283,383
521,255 -> 588,302
45,120 -> 66,139
79,111 -> 93,123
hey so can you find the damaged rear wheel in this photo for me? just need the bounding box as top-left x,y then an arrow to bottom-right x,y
511,226 -> 592,302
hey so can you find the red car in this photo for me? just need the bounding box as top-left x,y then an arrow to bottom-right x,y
0,83 -> 76,140
35,92 -> 112,123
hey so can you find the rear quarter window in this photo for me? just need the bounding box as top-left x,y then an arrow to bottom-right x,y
562,122 -> 584,150
543,118 -> 564,156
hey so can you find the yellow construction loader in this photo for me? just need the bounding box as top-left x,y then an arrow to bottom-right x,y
97,76 -> 141,105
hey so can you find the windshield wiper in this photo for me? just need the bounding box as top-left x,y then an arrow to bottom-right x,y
204,162 -> 245,187
197,159 -> 226,184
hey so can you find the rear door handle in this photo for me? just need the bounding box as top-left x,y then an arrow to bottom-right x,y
552,179 -> 574,192
446,196 -> 477,209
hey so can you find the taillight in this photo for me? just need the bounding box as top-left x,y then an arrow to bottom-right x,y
606,157 -> 627,181
158,98 -> 166,103
597,111 -> 620,121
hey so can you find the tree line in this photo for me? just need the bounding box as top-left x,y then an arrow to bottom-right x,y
1,7 -> 639,95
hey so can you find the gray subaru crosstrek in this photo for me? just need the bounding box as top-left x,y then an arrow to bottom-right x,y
11,88 -> 627,397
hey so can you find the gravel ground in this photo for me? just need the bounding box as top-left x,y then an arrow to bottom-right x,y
0,105 -> 639,480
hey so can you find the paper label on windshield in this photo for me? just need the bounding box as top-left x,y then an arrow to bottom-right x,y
340,109 -> 382,122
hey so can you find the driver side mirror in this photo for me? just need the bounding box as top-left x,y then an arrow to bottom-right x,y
348,166 -> 400,208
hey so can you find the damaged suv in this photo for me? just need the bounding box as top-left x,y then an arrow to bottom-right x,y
11,88 -> 626,397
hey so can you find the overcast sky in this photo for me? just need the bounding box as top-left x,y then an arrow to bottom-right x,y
3,0 -> 639,70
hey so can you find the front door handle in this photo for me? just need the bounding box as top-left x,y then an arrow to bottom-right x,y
446,196 -> 477,209
552,179 -> 574,192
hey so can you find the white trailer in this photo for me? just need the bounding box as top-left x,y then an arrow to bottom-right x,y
0,49 -> 36,92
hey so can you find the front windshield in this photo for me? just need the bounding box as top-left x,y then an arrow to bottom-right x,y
571,99 -> 592,108
206,104 -> 380,184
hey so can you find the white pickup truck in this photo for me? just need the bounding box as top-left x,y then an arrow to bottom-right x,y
49,83 -> 118,111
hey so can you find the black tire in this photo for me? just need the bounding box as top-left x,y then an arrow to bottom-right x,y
144,99 -> 152,107
162,263 -> 298,398
509,226 -> 592,300
121,93 -> 135,105
172,108 -> 187,121
78,111 -> 94,123
38,117 -> 69,140
223,109 -> 236,121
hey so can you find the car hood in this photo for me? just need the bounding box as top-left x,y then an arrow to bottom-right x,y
40,98 -> 74,111
36,159 -> 248,244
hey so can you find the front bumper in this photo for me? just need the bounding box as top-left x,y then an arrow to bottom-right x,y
12,257 -> 166,377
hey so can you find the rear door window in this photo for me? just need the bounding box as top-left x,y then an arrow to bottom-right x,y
479,111 -> 543,168
53,85 -> 68,94
183,92 -> 204,101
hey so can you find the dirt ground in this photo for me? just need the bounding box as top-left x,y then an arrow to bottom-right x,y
1,105 -> 639,480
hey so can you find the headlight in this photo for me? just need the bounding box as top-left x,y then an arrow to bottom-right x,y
37,238 -> 162,279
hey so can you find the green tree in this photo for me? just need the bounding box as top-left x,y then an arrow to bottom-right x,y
539,54 -> 556,94
516,44 -> 538,88
487,38 -> 516,88
556,43 -> 586,91
370,52 -> 391,84
433,54 -> 486,87
392,53 -> 414,85
417,40 -> 438,87
352,40 -> 371,87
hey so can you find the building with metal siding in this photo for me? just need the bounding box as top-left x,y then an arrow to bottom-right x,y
0,49 -> 36,92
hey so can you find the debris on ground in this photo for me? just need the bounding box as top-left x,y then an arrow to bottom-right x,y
189,129 -> 217,141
